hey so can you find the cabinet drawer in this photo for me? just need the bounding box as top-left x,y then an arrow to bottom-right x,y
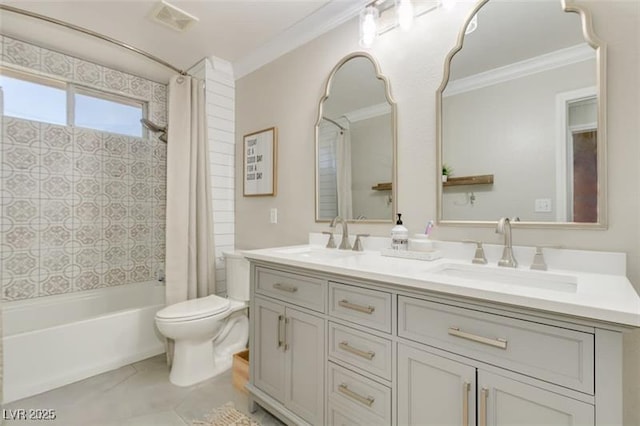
398,296 -> 594,394
329,282 -> 391,333
328,362 -> 391,425
255,267 -> 325,312
329,322 -> 392,381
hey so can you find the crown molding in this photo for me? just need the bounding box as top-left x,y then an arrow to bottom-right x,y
444,43 -> 595,97
344,102 -> 392,123
233,0 -> 367,80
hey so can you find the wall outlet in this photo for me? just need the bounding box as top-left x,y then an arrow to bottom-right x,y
270,208 -> 278,224
535,198 -> 552,213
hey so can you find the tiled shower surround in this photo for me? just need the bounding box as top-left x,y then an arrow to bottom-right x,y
0,36 -> 167,301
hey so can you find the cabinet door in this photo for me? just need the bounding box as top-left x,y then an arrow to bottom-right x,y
478,370 -> 594,426
284,307 -> 325,425
398,344 -> 476,426
253,297 -> 286,402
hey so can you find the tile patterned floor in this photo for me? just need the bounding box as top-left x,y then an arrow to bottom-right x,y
3,355 -> 283,425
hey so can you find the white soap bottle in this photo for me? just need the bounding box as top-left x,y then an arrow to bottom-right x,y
391,213 -> 409,251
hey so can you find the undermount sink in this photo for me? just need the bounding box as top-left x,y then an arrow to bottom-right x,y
275,246 -> 361,260
428,263 -> 578,292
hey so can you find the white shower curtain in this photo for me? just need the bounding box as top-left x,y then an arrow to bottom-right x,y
336,129 -> 353,219
165,75 -> 216,307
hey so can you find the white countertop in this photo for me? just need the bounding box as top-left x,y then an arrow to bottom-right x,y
243,241 -> 640,328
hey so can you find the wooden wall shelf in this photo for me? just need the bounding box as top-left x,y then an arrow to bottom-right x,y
372,182 -> 392,191
443,174 -> 494,187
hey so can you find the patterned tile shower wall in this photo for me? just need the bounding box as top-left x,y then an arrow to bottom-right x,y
0,36 -> 167,301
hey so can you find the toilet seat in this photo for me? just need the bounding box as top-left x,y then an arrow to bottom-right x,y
156,295 -> 231,322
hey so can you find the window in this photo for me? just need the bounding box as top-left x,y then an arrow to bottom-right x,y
0,72 -> 66,125
74,88 -> 143,137
0,68 -> 145,137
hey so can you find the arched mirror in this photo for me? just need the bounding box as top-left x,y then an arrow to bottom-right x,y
437,0 -> 606,227
315,52 -> 397,222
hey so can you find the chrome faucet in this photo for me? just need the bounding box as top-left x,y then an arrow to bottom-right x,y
496,217 -> 517,268
330,216 -> 352,250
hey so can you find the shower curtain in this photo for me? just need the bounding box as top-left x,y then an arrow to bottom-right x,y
165,75 -> 216,305
336,129 -> 353,219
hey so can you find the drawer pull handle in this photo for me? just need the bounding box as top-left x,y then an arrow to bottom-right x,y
462,382 -> 470,426
273,283 -> 298,293
339,341 -> 375,360
338,383 -> 375,407
338,299 -> 375,314
479,387 -> 488,426
448,327 -> 508,350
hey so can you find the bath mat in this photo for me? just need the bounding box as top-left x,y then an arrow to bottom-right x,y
192,402 -> 260,426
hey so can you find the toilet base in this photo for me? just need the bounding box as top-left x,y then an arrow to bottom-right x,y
169,310 -> 249,387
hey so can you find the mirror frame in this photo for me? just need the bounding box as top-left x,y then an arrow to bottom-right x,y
436,0 -> 607,229
315,51 -> 398,223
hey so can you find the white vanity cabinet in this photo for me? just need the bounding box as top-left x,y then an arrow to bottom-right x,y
247,259 -> 627,426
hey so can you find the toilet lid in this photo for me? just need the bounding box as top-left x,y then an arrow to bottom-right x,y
156,295 -> 231,321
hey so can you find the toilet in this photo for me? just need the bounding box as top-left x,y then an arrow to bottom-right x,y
155,251 -> 250,387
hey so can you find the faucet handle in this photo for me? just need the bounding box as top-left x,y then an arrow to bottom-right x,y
530,245 -> 562,271
463,240 -> 488,265
353,234 -> 370,252
322,231 -> 336,249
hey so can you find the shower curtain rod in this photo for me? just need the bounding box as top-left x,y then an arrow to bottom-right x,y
322,116 -> 346,131
0,4 -> 188,76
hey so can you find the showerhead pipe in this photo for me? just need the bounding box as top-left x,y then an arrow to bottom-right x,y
140,118 -> 167,133
140,118 -> 168,143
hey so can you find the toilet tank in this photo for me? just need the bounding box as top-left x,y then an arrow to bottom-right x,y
224,251 -> 250,301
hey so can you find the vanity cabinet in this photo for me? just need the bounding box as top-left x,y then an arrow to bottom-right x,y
397,296 -> 595,394
398,295 -> 595,425
398,344 -> 594,426
478,370 -> 594,426
251,267 -> 326,426
398,344 -> 476,426
247,261 -> 625,426
327,282 -> 393,426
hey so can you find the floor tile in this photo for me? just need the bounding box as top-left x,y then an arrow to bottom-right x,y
4,365 -> 136,411
120,410 -> 188,426
4,355 -> 284,426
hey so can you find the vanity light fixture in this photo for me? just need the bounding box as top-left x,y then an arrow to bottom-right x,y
358,0 -> 458,47
396,0 -> 414,31
359,5 -> 379,48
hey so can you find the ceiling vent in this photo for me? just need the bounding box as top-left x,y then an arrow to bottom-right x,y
149,1 -> 199,32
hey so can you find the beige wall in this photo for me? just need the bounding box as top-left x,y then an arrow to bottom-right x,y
236,2 -> 639,422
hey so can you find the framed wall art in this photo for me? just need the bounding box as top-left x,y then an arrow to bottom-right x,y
243,127 -> 277,196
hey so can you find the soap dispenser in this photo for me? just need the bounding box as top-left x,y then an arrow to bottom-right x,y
391,213 -> 409,251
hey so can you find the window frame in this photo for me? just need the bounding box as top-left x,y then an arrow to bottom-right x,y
0,66 -> 148,138
0,67 -> 68,125
70,84 -> 148,138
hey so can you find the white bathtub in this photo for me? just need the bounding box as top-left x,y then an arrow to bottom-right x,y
2,282 -> 166,403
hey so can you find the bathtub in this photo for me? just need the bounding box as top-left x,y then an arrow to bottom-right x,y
2,282 -> 166,403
